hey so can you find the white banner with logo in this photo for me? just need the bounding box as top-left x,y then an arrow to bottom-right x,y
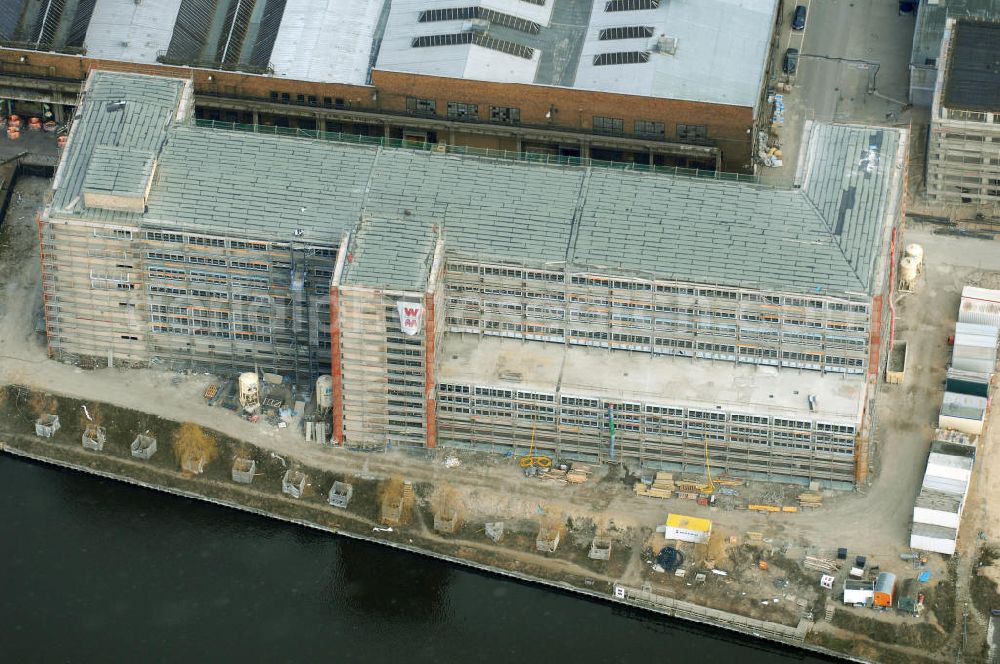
396,301 -> 424,336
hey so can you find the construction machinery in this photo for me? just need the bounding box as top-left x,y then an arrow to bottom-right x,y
698,433 -> 715,494
519,417 -> 552,469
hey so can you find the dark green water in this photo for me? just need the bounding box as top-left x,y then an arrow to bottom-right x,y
0,455 -> 841,663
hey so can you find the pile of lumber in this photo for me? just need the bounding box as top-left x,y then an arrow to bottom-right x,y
804,556 -> 839,574
566,464 -> 592,484
675,480 -> 703,493
539,468 -> 568,485
714,477 -> 744,487
797,492 -> 823,508
635,471 -> 675,498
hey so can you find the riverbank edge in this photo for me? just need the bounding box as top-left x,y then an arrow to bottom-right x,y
0,440 -> 865,664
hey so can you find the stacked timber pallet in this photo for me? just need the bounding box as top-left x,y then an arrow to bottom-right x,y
540,468 -> 568,485
566,464 -> 592,484
797,492 -> 823,509
635,471 -> 675,498
804,556 -> 840,574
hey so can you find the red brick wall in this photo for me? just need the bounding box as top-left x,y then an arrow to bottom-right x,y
0,49 -> 755,167
372,69 -> 755,167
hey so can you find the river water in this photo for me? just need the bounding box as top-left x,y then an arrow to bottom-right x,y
0,455 -> 839,662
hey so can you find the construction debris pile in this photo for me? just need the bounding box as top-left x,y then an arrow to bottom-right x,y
528,462 -> 592,486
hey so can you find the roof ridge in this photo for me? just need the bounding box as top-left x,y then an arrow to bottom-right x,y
798,190 -> 869,293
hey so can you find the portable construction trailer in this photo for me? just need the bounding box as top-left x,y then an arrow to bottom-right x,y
926,445 -> 974,485
663,514 -> 712,544
843,579 -> 875,605
910,523 -> 957,555
939,392 -> 988,436
913,489 -> 964,529
873,572 -> 897,607
945,367 -> 991,398
959,286 -> 1000,328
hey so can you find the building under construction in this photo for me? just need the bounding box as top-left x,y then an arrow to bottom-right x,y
925,18 -> 1000,207
40,71 -> 908,488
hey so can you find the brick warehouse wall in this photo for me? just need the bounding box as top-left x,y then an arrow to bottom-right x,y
0,48 -> 754,172
371,70 -> 755,172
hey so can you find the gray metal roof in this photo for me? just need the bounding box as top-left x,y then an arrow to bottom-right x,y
52,71 -> 184,216
51,71 -> 903,296
343,216 -> 438,291
81,145 -> 155,200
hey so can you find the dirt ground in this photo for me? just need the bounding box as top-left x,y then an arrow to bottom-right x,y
4,173 -> 1000,661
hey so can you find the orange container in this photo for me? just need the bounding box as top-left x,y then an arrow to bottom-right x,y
7,127 -> 21,140
8,114 -> 21,128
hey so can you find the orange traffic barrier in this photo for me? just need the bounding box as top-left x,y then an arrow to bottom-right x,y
8,114 -> 21,129
7,126 -> 21,140
56,135 -> 67,149
27,117 -> 42,130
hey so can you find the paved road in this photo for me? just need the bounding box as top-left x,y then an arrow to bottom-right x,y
761,0 -> 916,185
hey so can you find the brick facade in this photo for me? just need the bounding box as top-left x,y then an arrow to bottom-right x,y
0,48 -> 754,171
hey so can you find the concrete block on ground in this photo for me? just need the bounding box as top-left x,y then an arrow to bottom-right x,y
232,458 -> 256,484
589,536 -> 612,560
34,414 -> 60,438
485,521 -> 504,542
327,481 -> 353,508
82,425 -> 106,451
537,526 -> 560,553
282,469 -> 307,498
131,433 -> 157,459
434,508 -> 459,534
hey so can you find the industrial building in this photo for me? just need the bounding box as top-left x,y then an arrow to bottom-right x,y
41,71 -> 906,488
0,0 -> 783,172
924,18 -> 1000,206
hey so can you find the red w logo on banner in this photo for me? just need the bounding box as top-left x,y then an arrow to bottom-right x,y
396,301 -> 424,336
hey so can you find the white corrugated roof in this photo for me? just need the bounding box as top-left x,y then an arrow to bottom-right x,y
574,0 -> 778,109
84,0 -> 183,63
270,0 -> 387,84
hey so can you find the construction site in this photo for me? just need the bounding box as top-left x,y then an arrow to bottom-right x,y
35,70 -> 906,491
2,58 -> 1000,662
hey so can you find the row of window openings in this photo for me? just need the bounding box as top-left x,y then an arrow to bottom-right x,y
406,98 -> 706,140
945,109 -> 1000,123
455,299 -> 867,331
445,268 -> 869,312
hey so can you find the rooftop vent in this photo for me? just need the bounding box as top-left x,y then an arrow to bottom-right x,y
652,34 -> 678,55
463,18 -> 490,33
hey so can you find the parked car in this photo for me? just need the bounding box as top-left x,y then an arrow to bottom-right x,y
783,48 -> 799,74
792,5 -> 807,30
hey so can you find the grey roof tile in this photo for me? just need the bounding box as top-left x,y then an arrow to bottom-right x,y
52,72 -> 902,296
